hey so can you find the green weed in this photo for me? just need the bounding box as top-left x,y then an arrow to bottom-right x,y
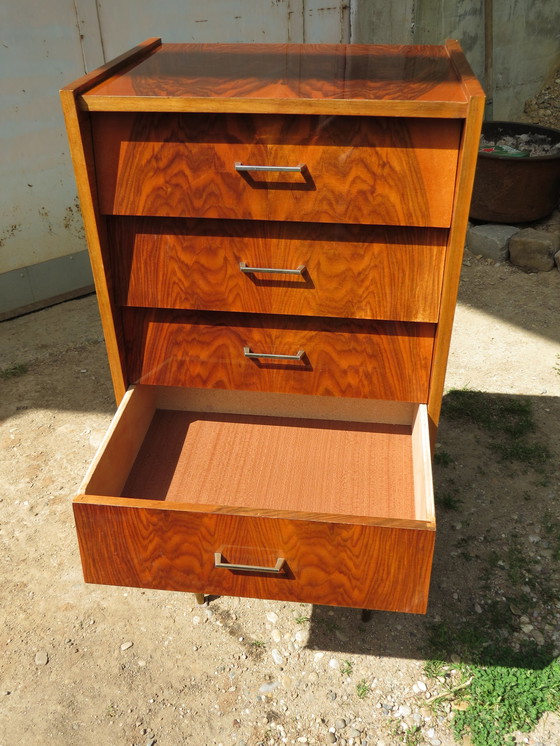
356,679 -> 369,698
0,363 -> 28,379
452,659 -> 560,746
340,659 -> 353,676
434,450 -> 454,467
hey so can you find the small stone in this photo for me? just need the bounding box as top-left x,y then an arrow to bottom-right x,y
532,629 -> 545,646
271,649 -> 283,665
416,680 -> 427,692
467,224 -> 519,262
192,616 -> 201,625
327,691 -> 337,701
450,653 -> 461,664
259,681 -> 279,694
509,228 -> 560,272
329,658 -> 340,670
335,718 -> 347,730
120,641 -> 133,651
266,611 -> 279,624
35,651 -> 49,666
294,630 -> 306,643
137,659 -> 146,667
474,603 -> 482,614
397,705 -> 412,717
430,740 -> 442,746
327,733 -> 337,744
271,629 -> 281,643
348,728 -> 361,738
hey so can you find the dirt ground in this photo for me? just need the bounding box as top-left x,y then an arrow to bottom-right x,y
1,244 -> 559,746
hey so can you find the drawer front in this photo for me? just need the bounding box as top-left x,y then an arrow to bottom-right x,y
122,309 -> 435,402
94,112 -> 461,227
74,501 -> 435,614
111,218 -> 447,323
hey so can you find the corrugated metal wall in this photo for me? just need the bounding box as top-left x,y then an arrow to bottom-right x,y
0,0 -> 350,319
2,0 -> 558,318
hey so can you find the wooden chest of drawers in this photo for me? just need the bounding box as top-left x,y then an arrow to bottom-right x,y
61,39 -> 484,614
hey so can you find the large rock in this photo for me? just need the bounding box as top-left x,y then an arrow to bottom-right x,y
509,228 -> 560,272
466,224 -> 519,261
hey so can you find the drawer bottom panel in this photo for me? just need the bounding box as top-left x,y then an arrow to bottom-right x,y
73,502 -> 434,613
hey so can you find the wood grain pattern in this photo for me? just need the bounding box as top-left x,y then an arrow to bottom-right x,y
93,113 -> 461,227
80,42 -> 470,120
122,309 -> 435,402
122,410 -> 415,519
427,76 -> 485,437
73,500 -> 435,613
59,93 -> 128,402
110,218 -> 447,322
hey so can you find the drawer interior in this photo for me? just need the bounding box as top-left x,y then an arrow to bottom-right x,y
81,386 -> 435,527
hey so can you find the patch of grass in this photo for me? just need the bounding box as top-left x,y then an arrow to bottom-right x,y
434,450 -> 454,467
442,389 -> 551,473
0,363 -> 28,379
436,488 -> 463,511
356,679 -> 369,698
542,511 -> 560,561
491,441 -> 551,467
340,659 -> 353,676
452,658 -> 560,746
295,615 -> 310,624
443,389 -> 535,439
251,640 -> 266,648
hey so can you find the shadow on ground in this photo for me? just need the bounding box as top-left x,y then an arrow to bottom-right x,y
305,391 -> 560,670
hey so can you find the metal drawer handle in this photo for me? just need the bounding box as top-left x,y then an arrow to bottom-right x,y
240,262 -> 306,276
244,346 -> 305,361
214,552 -> 285,573
235,162 -> 305,173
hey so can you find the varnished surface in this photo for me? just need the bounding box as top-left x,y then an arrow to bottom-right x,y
122,309 -> 435,402
94,113 -> 460,227
123,410 -> 415,519
81,42 -> 470,114
111,218 -> 447,322
73,501 -> 435,613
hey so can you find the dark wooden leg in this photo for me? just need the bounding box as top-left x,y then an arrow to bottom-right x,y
361,608 -> 373,623
194,593 -> 205,605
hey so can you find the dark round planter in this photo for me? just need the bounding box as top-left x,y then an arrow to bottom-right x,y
470,121 -> 560,223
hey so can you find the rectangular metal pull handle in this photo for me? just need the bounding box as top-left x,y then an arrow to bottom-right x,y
235,162 -> 305,173
240,262 -> 306,276
244,346 -> 305,361
214,553 -> 285,573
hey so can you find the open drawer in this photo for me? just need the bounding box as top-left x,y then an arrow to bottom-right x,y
74,385 -> 436,613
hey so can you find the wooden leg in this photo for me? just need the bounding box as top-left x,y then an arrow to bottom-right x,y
361,608 -> 373,623
194,593 -> 206,605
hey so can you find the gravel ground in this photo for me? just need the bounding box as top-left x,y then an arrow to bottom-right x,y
1,247 -> 560,745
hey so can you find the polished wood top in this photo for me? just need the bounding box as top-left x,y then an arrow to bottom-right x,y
78,40 -> 483,116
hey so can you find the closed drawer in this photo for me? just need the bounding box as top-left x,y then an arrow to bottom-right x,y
122,309 -> 435,402
74,386 -> 436,613
93,112 -> 461,227
111,217 -> 447,323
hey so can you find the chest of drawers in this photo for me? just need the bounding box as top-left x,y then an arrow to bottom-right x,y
61,39 -> 484,614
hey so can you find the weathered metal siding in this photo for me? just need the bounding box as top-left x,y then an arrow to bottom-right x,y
1,0 -> 349,318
